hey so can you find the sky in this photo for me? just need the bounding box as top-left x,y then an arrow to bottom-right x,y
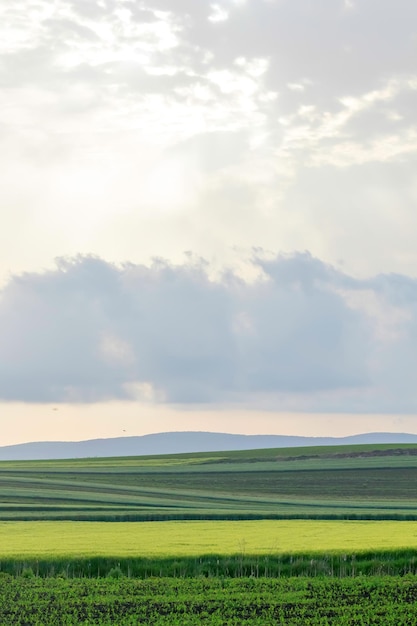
1,0 -> 417,445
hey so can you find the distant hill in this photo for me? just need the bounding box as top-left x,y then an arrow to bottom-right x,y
1,431 -> 417,461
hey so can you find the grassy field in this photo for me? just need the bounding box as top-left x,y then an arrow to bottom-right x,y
2,519 -> 417,558
1,443 -> 417,520
2,446 -> 417,623
3,576 -> 417,625
1,519 -> 417,578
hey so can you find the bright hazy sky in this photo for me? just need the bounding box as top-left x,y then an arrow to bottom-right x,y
1,0 -> 417,445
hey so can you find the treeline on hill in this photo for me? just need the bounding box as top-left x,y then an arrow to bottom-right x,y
1,444 -> 417,521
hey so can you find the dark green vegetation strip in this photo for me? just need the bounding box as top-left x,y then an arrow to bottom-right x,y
2,444 -> 417,520
1,575 -> 417,625
3,549 -> 417,579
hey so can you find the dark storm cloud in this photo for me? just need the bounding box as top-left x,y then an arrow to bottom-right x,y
1,252 -> 415,411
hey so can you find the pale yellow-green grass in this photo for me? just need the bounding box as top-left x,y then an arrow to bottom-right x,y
1,520 -> 417,558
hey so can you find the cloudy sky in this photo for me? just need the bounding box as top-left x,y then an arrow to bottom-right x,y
1,0 -> 417,444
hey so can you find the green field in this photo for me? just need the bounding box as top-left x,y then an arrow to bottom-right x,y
2,576 -> 417,625
2,443 -> 417,579
2,519 -> 417,558
1,519 -> 417,579
2,446 -> 417,623
1,443 -> 417,520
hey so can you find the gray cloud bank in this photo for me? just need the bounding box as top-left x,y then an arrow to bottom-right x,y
1,253 -> 416,413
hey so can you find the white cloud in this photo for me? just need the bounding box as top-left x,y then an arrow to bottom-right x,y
208,4 -> 229,23
0,0 -> 417,291
1,253 -> 416,413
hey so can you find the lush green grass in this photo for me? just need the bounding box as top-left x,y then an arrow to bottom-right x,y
3,518 -> 417,579
2,575 -> 417,625
3,447 -> 417,623
4,549 -> 417,579
1,444 -> 417,520
2,519 -> 417,558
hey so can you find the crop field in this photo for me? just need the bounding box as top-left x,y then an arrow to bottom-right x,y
2,446 -> 417,624
2,576 -> 417,625
1,443 -> 417,520
2,519 -> 417,578
2,519 -> 417,558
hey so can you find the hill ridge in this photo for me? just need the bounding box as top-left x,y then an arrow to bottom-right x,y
1,430 -> 417,461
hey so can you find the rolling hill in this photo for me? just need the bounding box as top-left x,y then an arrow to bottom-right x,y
1,430 -> 417,460
1,442 -> 417,521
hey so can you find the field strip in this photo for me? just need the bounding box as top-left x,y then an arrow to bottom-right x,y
2,520 -> 417,558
